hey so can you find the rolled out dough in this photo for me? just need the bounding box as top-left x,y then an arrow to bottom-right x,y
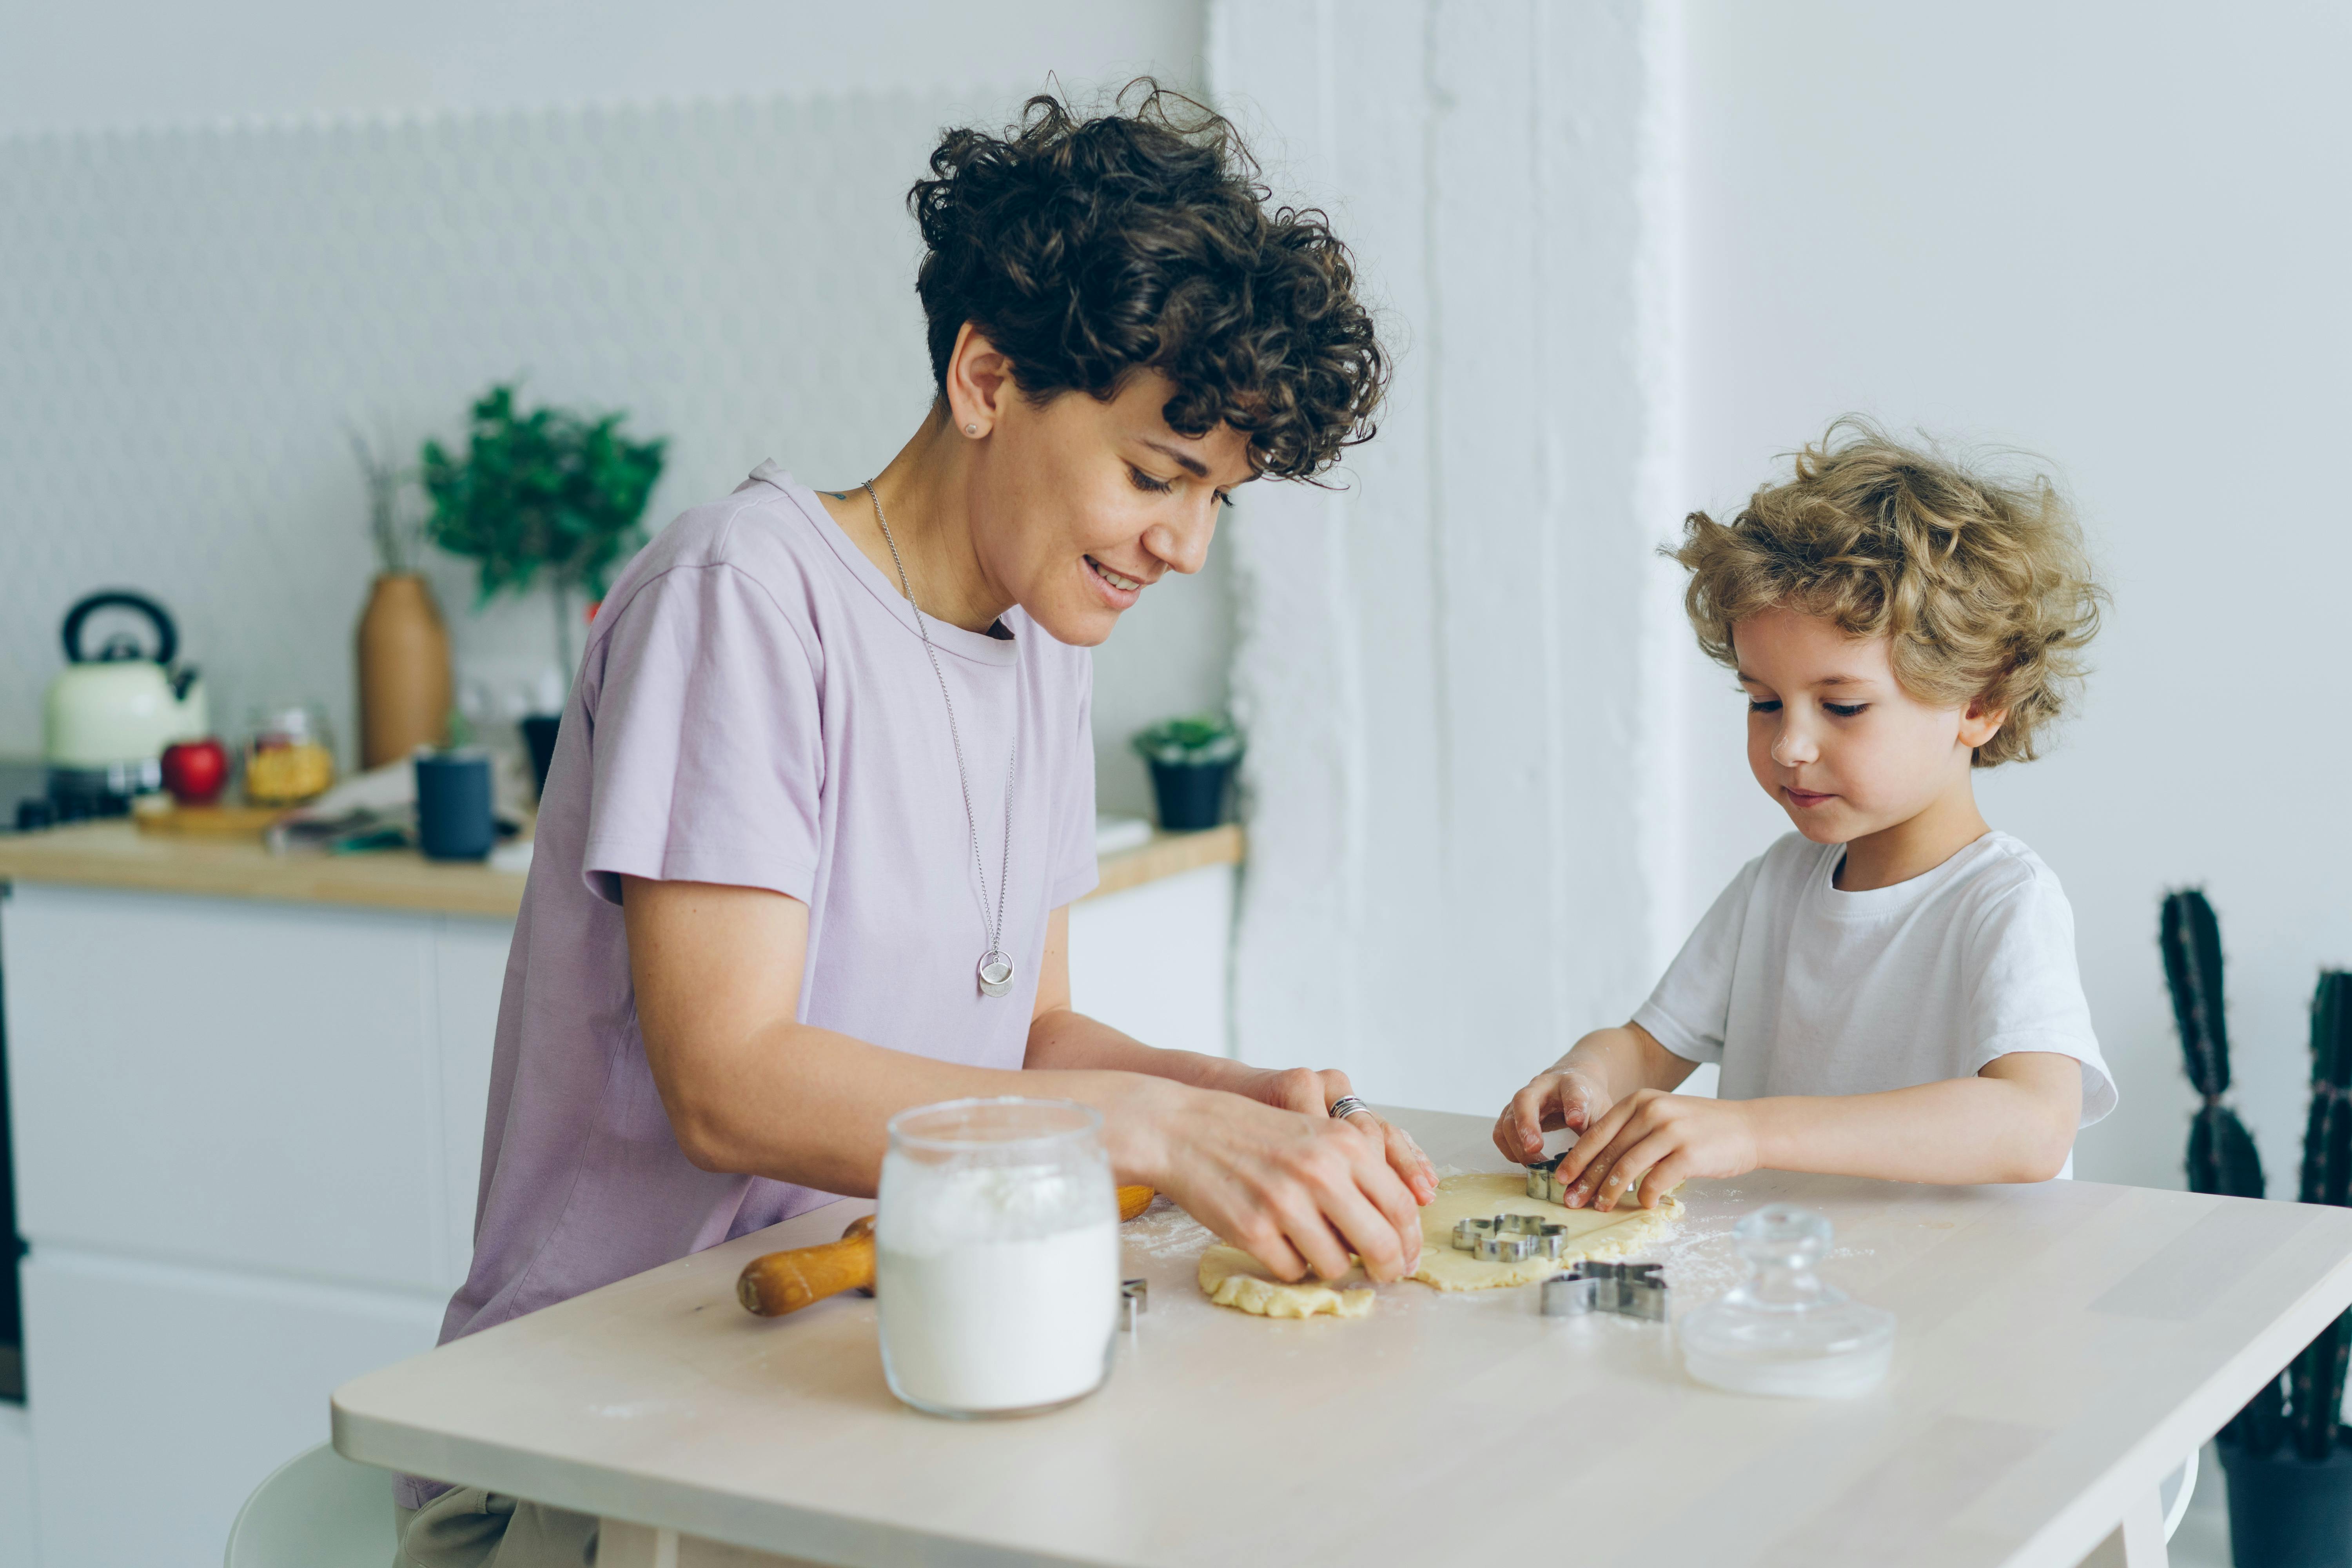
1196,1171 -> 1684,1318
1410,1172 -> 1682,1291
1198,1247 -> 1375,1318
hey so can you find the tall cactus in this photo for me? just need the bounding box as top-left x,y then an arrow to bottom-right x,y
2288,971 -> 2352,1459
2161,890 -> 2282,1452
2164,890 -> 2266,1199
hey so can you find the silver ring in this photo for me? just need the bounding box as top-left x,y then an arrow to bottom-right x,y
1327,1095 -> 1370,1122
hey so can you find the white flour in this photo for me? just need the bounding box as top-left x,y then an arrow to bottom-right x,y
877,1222 -> 1119,1412
875,1157 -> 1119,1414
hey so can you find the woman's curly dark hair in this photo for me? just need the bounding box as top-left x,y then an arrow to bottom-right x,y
909,82 -> 1387,481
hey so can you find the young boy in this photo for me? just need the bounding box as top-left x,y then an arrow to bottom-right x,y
1496,421 -> 2117,1209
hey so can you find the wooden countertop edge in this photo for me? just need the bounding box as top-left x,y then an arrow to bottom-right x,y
1084,821 -> 1244,901
0,820 -> 1244,919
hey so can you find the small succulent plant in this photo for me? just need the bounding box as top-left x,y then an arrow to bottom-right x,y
1131,713 -> 1243,766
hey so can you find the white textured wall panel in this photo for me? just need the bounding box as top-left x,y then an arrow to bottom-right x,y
1210,0 -> 1683,1113
0,82 -> 1227,817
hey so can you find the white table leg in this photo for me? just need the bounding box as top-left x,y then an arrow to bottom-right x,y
2076,1488 -> 2169,1568
598,1518 -> 678,1568
600,1518 -> 822,1566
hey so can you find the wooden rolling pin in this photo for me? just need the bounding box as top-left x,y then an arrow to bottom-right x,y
736,1185 -> 1157,1317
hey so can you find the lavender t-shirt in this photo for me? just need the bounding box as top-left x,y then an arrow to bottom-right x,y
400,465 -> 1096,1506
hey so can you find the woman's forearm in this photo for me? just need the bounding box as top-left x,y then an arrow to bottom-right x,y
1024,1005 -> 1255,1094
625,884 -> 1425,1284
660,1016 -> 1190,1196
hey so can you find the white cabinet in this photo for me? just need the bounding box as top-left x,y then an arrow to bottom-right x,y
21,1248 -> 439,1568
6,886 -> 455,1292
1067,864 -> 1236,1059
0,885 -> 508,1567
430,918 -> 515,1285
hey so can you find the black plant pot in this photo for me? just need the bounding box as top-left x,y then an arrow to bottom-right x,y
1147,757 -> 1238,832
519,713 -> 562,802
2219,1430 -> 2352,1566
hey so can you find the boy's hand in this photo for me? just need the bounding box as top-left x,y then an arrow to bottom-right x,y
1492,1066 -> 1616,1165
1554,1089 -> 1760,1210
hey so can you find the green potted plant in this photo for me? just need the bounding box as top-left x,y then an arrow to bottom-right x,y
2163,889 -> 2352,1564
1131,713 -> 1244,831
421,383 -> 665,795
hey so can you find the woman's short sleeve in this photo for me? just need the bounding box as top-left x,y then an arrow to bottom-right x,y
578,563 -> 824,906
1631,855 -> 1766,1065
1046,657 -> 1100,909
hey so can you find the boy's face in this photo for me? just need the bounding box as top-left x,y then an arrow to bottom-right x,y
1732,608 -> 2002,845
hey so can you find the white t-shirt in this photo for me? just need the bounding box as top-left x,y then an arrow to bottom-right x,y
1632,831 -> 2118,1129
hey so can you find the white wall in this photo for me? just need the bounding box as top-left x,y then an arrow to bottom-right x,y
1217,0 -> 2349,1193
1209,0 -> 1686,1114
0,0 -> 1199,136
0,0 -> 1219,819
1677,0 -> 2352,1187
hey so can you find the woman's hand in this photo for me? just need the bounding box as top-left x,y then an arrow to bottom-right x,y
1232,1065 -> 1436,1205
1492,1064 -> 1616,1165
1142,1082 -> 1427,1283
1553,1089 -> 1761,1210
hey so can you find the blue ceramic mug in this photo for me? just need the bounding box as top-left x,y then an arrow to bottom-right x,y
414,750 -> 494,861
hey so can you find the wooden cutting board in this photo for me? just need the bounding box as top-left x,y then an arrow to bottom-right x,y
132,802 -> 288,840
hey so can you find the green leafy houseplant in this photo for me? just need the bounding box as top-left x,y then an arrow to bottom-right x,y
421,384 -> 666,678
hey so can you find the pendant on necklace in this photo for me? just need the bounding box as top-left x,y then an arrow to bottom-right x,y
977,950 -> 1016,998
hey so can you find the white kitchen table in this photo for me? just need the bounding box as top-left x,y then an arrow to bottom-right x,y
332,1107 -> 2352,1568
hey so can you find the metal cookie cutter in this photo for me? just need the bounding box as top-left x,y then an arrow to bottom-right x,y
1475,1232 -> 1537,1263
1524,1153 -> 1568,1204
1120,1278 -> 1148,1332
1540,1261 -> 1669,1322
1452,1216 -> 1499,1252
1496,1212 -> 1572,1258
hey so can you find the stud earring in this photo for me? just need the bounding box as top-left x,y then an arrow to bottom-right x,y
964,423 -> 979,436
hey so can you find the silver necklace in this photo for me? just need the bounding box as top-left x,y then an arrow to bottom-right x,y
864,481 -> 1019,998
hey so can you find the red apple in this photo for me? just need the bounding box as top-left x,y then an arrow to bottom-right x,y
161,737 -> 229,805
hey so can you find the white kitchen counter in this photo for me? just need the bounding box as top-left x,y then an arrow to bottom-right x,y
333,1107 -> 2352,1568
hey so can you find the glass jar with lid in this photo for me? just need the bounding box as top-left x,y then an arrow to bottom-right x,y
242,700 -> 338,806
875,1097 -> 1120,1418
1680,1203 -> 1895,1397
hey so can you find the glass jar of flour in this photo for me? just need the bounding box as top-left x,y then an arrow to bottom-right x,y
876,1097 -> 1121,1418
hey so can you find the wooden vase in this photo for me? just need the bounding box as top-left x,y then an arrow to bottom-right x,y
356,573 -> 453,768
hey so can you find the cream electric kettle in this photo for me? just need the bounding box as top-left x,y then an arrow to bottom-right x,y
44,590 -> 208,811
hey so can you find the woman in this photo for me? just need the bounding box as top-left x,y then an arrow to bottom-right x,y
396,86 -> 1427,1566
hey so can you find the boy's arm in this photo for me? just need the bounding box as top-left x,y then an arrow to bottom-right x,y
1492,1022 -> 1697,1164
1557,1051 -> 2084,1210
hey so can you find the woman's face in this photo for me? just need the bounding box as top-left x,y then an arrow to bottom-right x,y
966,368 -> 1254,648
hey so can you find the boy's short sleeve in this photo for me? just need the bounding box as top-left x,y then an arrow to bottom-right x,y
579,563 -> 824,906
1965,879 -> 2119,1127
1632,856 -> 1765,1065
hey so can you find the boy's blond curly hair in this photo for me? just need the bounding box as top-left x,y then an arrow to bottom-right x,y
1673,419 -> 2104,767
